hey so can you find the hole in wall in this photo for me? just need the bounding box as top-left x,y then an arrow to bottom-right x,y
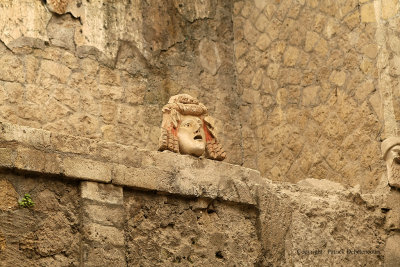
215,251 -> 223,259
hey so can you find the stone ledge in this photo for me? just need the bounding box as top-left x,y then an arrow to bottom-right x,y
0,121 -> 262,205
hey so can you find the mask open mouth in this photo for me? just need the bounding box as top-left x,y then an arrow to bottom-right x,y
194,134 -> 203,141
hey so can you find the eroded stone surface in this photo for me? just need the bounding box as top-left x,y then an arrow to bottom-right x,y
0,0 -> 242,165
385,234 -> 400,267
234,0 -> 387,191
0,179 -> 18,211
258,181 -> 387,266
124,190 -> 261,266
0,173 -> 80,266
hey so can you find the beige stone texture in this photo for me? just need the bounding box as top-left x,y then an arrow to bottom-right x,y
385,234 -> 400,267
304,31 -> 320,52
0,179 -> 18,211
255,33 -> 271,51
83,223 -> 125,247
234,0 -> 389,191
1,0 -> 400,264
199,38 -> 221,75
0,230 -> 5,252
0,174 -> 81,266
302,85 -> 320,106
0,0 -> 242,166
125,190 -> 261,266
382,0 -> 399,19
0,1 -> 52,48
283,46 -> 299,66
63,157 -> 112,183
257,180 -> 387,266
361,3 -> 376,23
0,120 -> 394,266
114,152 -> 261,205
329,70 -> 347,86
81,181 -> 123,205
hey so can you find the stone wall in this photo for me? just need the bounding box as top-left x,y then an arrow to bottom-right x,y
0,122 -> 392,266
1,0 -> 399,191
0,173 -> 80,266
0,0 -> 242,164
233,0 -> 398,191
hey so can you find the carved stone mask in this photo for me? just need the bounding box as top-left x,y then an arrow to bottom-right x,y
177,115 -> 206,157
381,137 -> 400,189
159,94 -> 226,161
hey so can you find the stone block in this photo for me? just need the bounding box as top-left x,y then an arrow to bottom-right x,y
244,21 -> 259,44
235,41 -> 248,59
361,3 -> 376,23
0,148 -> 14,167
63,157 -> 112,183
382,0 -> 398,19
0,122 -> 52,149
362,43 -> 378,59
255,14 -> 268,32
39,60 -> 71,84
344,11 -> 360,30
267,63 -> 280,78
50,133 -> 93,155
283,46 -> 299,67
251,69 -> 264,90
99,67 -> 121,86
4,82 -> 24,103
256,33 -> 272,51
304,31 -> 319,52
279,68 -> 302,85
82,245 -> 125,267
81,181 -> 123,205
98,85 -> 123,100
0,54 -> 25,83
385,234 -> 400,267
0,179 -> 18,211
329,70 -> 346,86
83,204 -> 125,227
254,0 -> 268,11
264,4 -> 276,19
83,223 -> 124,246
113,164 -> 172,192
14,147 -> 46,173
302,85 -> 320,106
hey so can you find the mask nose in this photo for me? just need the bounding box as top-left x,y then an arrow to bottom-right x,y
194,122 -> 201,133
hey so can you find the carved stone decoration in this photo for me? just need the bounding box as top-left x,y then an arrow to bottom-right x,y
159,94 -> 226,160
382,137 -> 400,188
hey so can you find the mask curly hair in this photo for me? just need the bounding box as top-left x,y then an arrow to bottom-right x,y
158,94 -> 226,161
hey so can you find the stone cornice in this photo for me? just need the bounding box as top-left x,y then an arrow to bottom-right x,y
0,121 -> 262,205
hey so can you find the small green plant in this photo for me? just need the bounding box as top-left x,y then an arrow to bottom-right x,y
19,194 -> 35,208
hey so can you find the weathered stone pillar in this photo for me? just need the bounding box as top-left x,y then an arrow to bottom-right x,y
373,0 -> 400,265
383,188 -> 400,267
80,181 -> 125,266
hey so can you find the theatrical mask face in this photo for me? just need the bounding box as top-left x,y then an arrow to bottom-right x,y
177,115 -> 206,157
